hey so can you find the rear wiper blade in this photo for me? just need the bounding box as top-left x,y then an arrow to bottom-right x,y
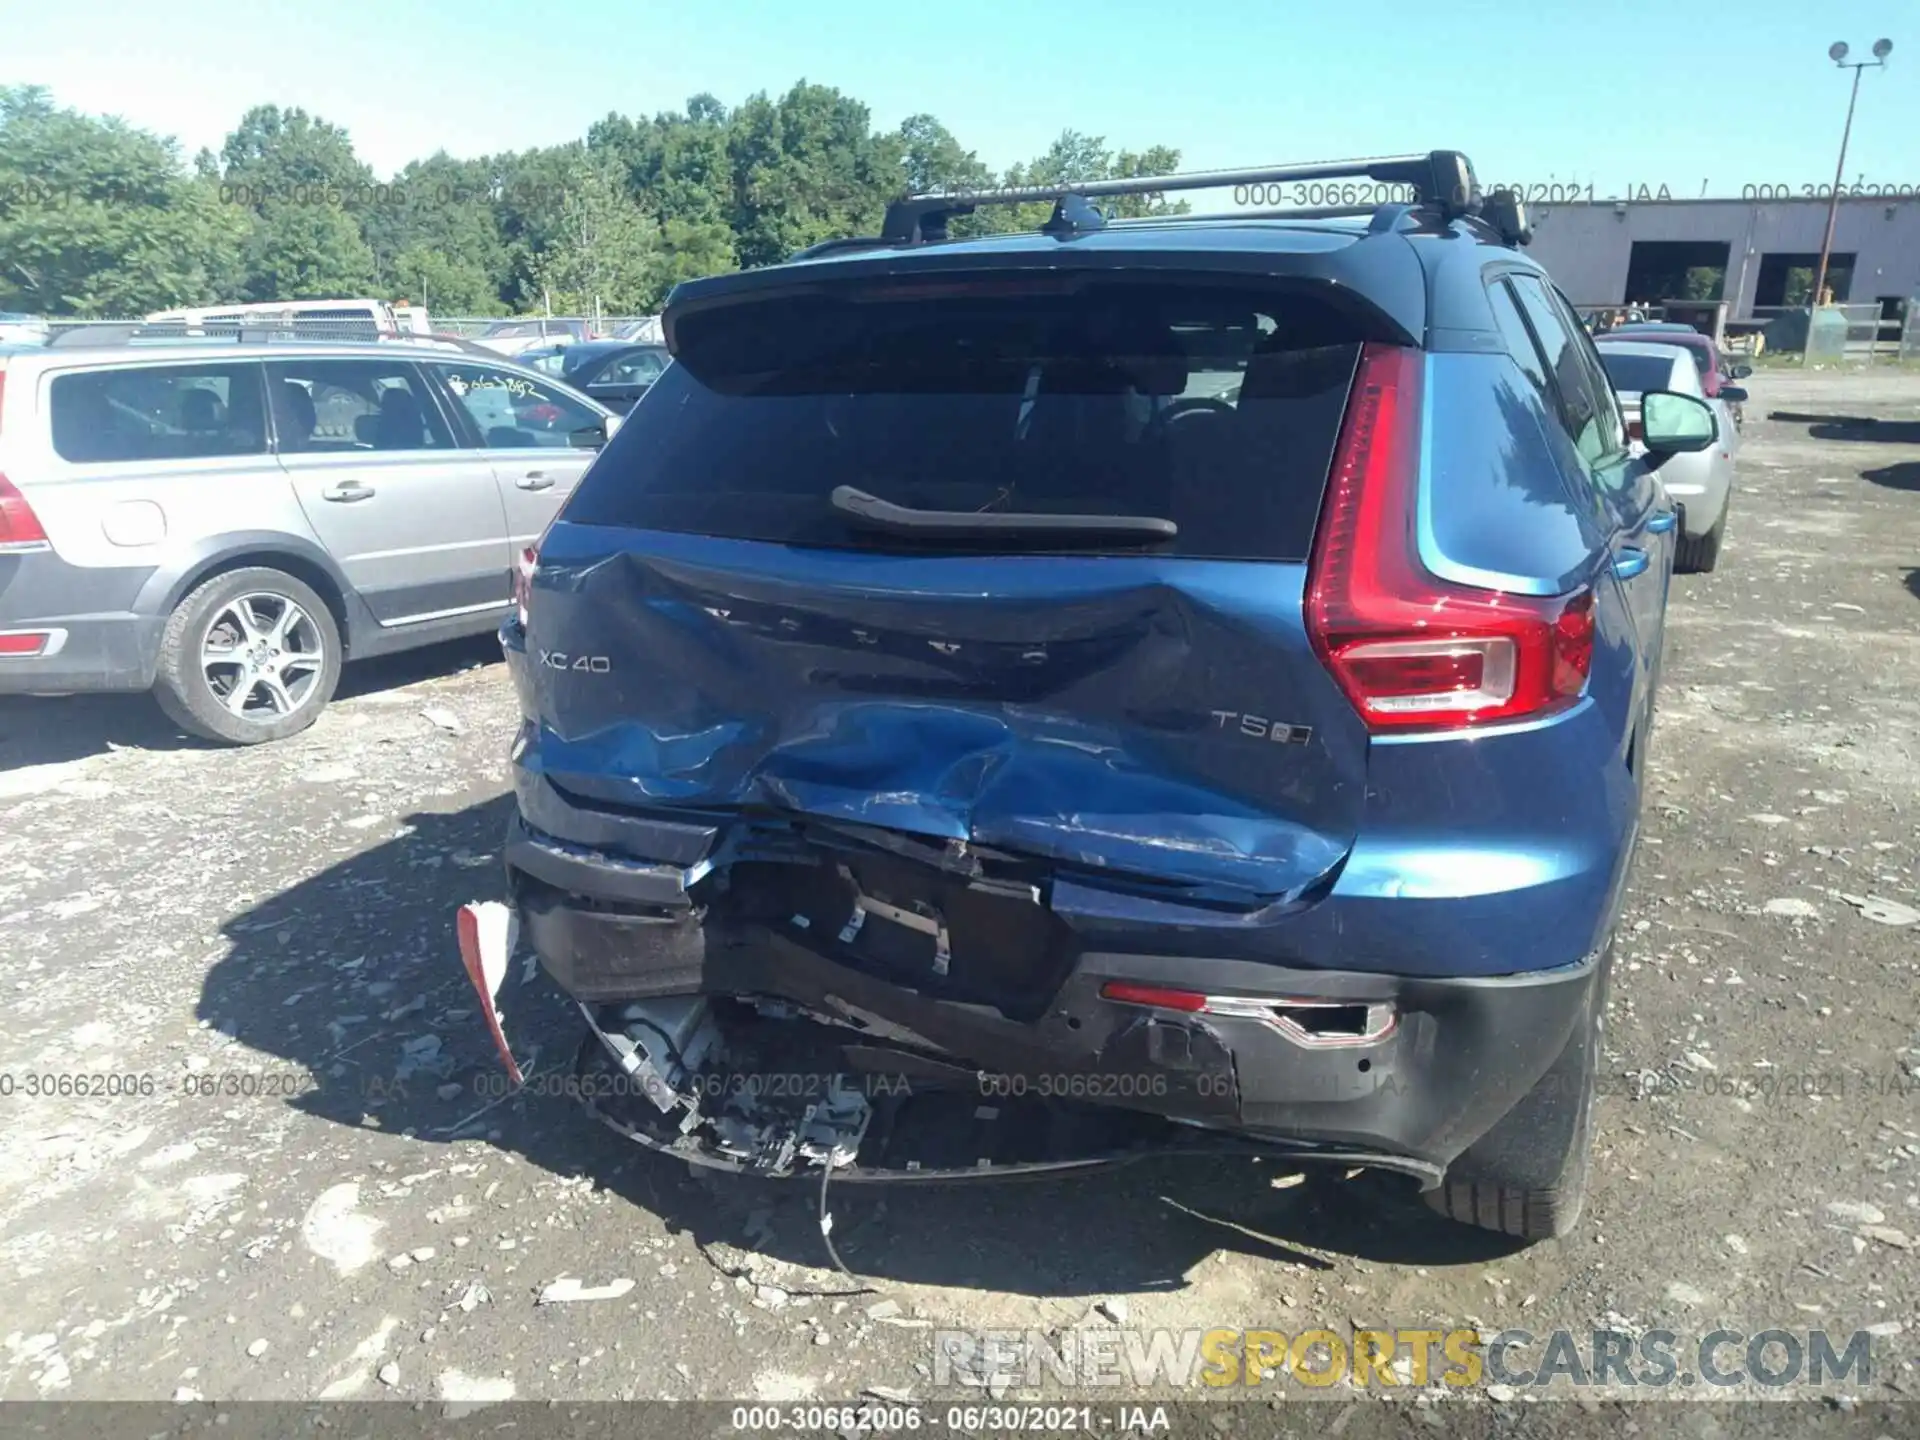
830,486 -> 1177,544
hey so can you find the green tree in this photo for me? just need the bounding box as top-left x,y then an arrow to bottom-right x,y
6,83 -> 1191,316
896,113 -> 993,195
218,104 -> 377,300
527,157 -> 660,315
589,96 -> 739,295
726,82 -> 902,266
363,152 -> 510,312
0,85 -> 245,315
977,131 -> 1188,234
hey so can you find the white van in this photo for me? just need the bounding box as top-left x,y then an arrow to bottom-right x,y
143,299 -> 418,342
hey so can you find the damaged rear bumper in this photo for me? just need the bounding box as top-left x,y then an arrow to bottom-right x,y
487,785 -> 1599,1186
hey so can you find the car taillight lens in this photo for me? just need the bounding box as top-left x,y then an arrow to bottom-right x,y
513,546 -> 537,629
1305,344 -> 1595,733
0,473 -> 49,548
0,631 -> 49,655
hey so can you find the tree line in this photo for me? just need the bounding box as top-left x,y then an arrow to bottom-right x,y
0,83 -> 1183,319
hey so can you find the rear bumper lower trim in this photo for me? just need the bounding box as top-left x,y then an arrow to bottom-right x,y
507,830 -> 1600,1177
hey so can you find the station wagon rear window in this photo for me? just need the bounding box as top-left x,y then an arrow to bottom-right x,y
1597,351 -> 1680,395
564,279 -> 1371,561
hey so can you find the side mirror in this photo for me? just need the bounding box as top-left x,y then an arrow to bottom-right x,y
568,419 -> 609,449
1730,363 -> 1753,380
1720,386 -> 1749,404
1640,390 -> 1717,453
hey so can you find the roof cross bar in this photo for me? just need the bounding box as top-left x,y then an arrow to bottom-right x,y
881,150 -> 1476,243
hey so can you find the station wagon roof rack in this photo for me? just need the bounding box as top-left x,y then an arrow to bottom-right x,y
783,151 -> 1530,262
42,325 -> 503,358
879,150 -> 1480,245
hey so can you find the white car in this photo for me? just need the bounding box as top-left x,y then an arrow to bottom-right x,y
0,312 -> 50,346
474,318 -> 592,357
1596,340 -> 1740,573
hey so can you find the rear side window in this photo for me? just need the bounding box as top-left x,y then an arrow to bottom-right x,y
267,359 -> 452,453
564,280 -> 1371,561
1486,281 -> 1553,400
50,363 -> 267,464
1508,277 -> 1614,469
597,350 -> 667,386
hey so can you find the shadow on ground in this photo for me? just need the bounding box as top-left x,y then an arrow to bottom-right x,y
198,798 -> 1524,1299
1864,462 -> 1920,493
1766,411 -> 1920,446
0,634 -> 501,772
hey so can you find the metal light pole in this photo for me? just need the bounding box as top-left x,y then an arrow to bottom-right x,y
1811,38 -> 1892,310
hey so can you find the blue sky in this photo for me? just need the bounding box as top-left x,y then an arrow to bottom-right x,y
3,0 -> 1915,199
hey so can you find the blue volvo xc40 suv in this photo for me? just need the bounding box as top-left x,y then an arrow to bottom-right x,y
479,153 -> 1719,1241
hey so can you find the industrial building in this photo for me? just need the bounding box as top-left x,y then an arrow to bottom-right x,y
1525,195 -> 1920,328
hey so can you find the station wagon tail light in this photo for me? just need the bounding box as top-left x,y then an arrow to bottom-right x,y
0,473 -> 50,550
1305,344 -> 1595,733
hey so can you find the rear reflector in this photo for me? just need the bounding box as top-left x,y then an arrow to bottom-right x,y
1304,344 -> 1595,732
0,632 -> 49,656
0,474 -> 49,549
1099,981 -> 1206,1013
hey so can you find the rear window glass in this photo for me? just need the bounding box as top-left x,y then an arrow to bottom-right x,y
564,280 -> 1367,560
50,363 -> 266,463
1597,351 -> 1679,395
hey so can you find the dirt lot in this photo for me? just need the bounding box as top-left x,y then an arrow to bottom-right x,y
2,369 -> 1918,1423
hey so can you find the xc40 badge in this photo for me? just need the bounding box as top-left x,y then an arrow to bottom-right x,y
539,651 -> 611,673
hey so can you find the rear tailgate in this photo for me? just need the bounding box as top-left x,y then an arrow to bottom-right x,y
518,271 -> 1398,908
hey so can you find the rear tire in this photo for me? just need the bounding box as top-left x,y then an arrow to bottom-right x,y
1675,508 -> 1725,574
1422,944 -> 1612,1242
153,568 -> 342,745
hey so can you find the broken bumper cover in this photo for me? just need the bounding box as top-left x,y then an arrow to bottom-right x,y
494,806 -> 1599,1184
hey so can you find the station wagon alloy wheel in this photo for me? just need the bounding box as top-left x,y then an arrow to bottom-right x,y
200,593 -> 326,720
153,566 -> 344,746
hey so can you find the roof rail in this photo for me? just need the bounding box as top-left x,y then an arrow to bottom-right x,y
39,324 -> 498,353
882,150 -> 1477,243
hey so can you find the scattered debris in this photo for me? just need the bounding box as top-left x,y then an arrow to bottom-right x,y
1827,1200 -> 1887,1226
1762,898 -> 1820,919
300,1182 -> 384,1274
1839,894 -> 1920,927
437,1371 -> 515,1414
537,1277 -> 635,1305
455,1282 -> 491,1314
420,707 -> 464,735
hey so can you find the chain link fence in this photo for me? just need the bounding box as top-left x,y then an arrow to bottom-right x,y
1572,300 -> 1913,363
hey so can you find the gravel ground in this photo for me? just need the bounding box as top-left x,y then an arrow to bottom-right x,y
1,368 -> 1918,1425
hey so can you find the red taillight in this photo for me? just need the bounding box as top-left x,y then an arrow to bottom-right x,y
0,474 -> 48,548
1304,344 -> 1595,733
513,545 -> 537,629
0,631 -> 49,655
